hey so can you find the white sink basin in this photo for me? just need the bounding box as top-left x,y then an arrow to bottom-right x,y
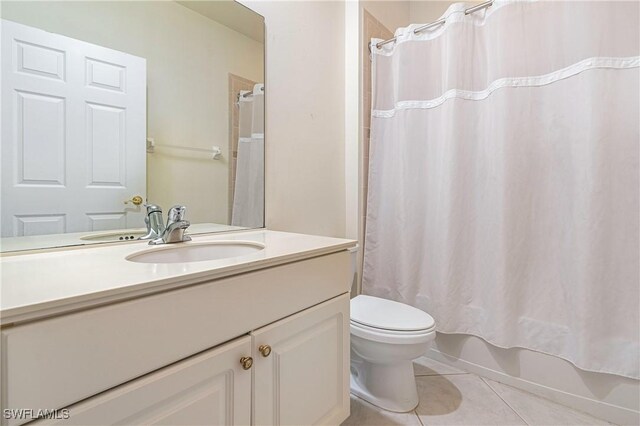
126,241 -> 265,264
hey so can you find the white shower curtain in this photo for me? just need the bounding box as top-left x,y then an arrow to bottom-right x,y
363,0 -> 639,379
232,84 -> 264,228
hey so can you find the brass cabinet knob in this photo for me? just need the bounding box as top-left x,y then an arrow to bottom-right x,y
240,356 -> 253,370
125,195 -> 143,206
258,344 -> 272,357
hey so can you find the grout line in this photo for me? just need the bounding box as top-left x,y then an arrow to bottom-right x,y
415,372 -> 469,377
480,376 -> 530,425
351,391 -> 426,426
478,378 -> 617,426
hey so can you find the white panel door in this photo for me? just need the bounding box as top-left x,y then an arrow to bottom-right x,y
1,19 -> 146,237
252,294 -> 350,426
33,336 -> 252,426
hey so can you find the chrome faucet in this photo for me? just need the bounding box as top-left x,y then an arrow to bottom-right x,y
140,204 -> 164,240
149,205 -> 192,245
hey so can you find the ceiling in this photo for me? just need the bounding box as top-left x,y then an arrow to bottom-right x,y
177,0 -> 264,43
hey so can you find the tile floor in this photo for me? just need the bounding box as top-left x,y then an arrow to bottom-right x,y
342,357 -> 612,426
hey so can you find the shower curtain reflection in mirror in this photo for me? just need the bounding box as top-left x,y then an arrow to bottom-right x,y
232,84 -> 264,228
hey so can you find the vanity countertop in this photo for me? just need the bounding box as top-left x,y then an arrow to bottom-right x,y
0,230 -> 356,325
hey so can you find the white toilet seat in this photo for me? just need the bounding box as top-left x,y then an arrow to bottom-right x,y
350,320 -> 435,344
351,295 -> 435,330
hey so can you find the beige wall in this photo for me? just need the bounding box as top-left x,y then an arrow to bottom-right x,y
358,1 -> 476,38
409,1 -> 476,23
1,1 -> 264,225
239,1 -> 347,238
359,1 -> 485,37
361,0 -> 410,34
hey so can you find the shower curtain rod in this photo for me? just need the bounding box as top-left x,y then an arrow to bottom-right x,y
374,0 -> 494,49
237,86 -> 265,103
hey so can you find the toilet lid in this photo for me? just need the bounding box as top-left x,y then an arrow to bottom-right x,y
350,295 -> 435,332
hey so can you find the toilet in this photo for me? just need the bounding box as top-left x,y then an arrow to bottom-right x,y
349,294 -> 436,412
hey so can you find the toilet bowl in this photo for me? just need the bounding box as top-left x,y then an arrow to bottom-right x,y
350,295 -> 436,412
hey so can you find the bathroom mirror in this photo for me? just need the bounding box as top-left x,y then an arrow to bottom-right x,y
0,0 -> 265,252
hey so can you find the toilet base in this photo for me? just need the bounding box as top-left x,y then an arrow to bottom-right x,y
350,354 -> 419,413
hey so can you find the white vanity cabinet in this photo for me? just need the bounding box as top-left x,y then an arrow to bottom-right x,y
1,243 -> 354,426
30,294 -> 349,426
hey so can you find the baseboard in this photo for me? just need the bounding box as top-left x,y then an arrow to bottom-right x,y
427,348 -> 640,425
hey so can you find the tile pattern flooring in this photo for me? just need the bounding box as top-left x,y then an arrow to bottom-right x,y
342,357 -> 612,426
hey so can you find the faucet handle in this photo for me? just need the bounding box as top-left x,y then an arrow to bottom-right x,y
167,205 -> 187,222
145,203 -> 162,215
139,203 -> 164,240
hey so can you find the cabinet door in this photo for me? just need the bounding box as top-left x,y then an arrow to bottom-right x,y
252,294 -> 350,426
34,336 -> 252,426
